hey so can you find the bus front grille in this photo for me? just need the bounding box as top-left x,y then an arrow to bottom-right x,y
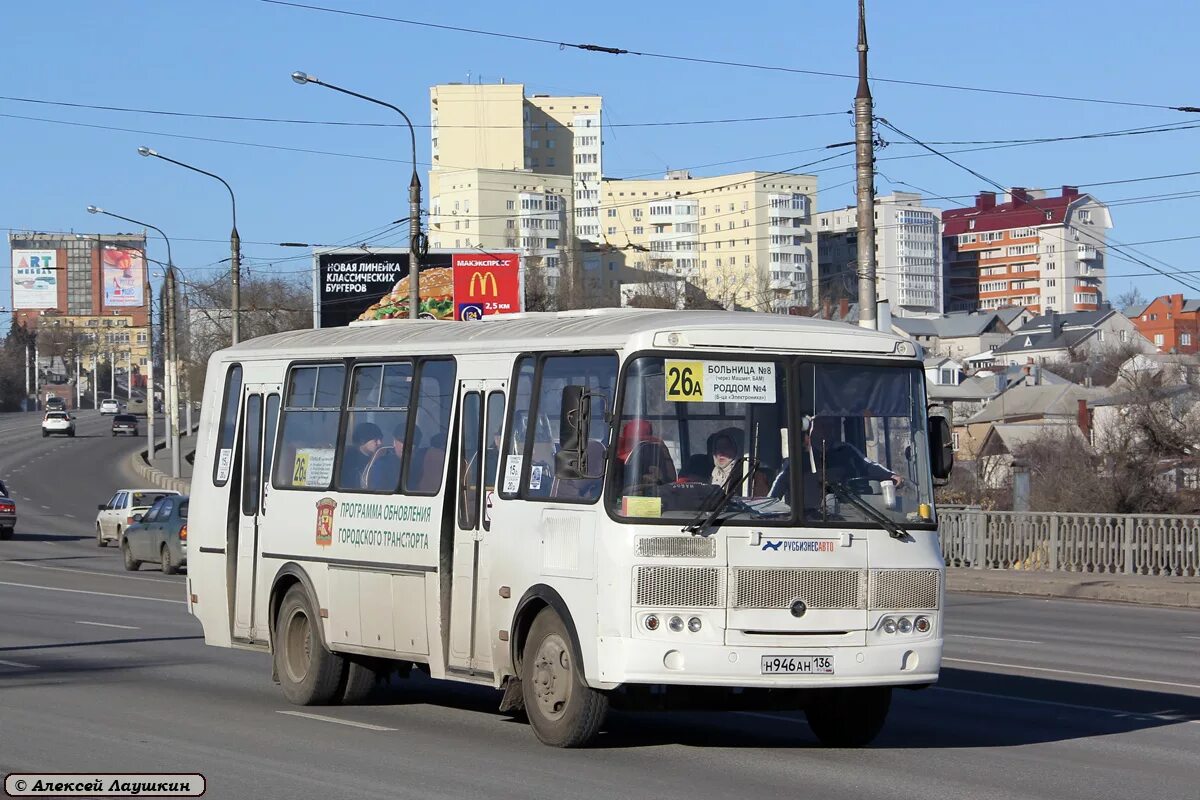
635,536 -> 718,559
635,566 -> 725,608
731,568 -> 867,610
868,569 -> 940,610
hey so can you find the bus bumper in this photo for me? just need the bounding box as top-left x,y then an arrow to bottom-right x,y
592,636 -> 941,691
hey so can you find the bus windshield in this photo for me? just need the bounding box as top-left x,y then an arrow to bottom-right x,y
607,355 -> 936,529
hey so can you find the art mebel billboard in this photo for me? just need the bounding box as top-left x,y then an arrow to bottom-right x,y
11,249 -> 58,308
314,248 -> 522,328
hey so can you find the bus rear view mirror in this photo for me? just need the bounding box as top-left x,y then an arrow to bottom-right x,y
555,385 -> 595,480
928,415 -> 954,480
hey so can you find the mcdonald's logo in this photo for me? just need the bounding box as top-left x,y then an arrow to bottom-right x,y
468,270 -> 499,297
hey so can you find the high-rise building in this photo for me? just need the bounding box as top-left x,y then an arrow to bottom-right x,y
942,187 -> 1110,313
599,170 -> 817,311
9,231 -> 151,383
816,192 -> 943,317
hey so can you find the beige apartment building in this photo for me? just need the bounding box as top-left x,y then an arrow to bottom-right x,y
599,170 -> 818,311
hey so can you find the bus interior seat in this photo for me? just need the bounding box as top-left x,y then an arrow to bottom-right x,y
623,440 -> 677,491
680,453 -> 713,482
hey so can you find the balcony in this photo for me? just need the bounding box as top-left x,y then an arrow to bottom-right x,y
1077,244 -> 1098,260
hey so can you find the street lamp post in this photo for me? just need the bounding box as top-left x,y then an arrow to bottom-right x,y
291,71 -> 423,320
136,147 -> 241,345
87,206 -> 179,479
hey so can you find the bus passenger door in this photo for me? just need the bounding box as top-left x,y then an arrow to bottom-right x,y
447,381 -> 505,677
233,384 -> 280,643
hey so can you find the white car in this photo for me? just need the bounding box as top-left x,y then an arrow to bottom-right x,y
96,488 -> 181,548
100,399 -> 122,415
42,411 -> 75,437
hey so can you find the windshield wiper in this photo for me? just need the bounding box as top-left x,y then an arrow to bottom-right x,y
826,480 -> 910,541
683,457 -> 758,536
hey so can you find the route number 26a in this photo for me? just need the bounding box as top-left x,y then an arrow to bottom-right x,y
666,362 -> 705,402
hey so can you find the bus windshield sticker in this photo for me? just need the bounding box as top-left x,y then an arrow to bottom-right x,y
293,448 -> 336,488
529,464 -> 544,490
215,448 -> 233,483
621,496 -> 662,518
502,455 -> 523,494
664,360 -> 776,404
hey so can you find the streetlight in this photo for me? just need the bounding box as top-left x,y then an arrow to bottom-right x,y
87,205 -> 179,479
137,146 -> 241,345
291,71 -> 423,320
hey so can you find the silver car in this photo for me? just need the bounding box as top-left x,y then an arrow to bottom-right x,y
122,495 -> 188,574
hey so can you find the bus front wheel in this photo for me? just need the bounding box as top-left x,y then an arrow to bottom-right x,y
520,608 -> 608,747
804,686 -> 892,747
275,585 -> 345,705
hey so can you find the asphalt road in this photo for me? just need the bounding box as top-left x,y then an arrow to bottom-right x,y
1,418 -> 1198,800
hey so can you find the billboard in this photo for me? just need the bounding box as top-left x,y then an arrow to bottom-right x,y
101,246 -> 145,308
315,249 -> 522,328
11,249 -> 58,308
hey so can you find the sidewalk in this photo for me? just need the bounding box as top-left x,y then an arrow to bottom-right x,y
130,430 -> 196,494
948,568 -> 1200,609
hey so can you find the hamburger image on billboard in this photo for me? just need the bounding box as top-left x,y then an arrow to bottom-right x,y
357,265 -> 457,321
351,252 -> 522,323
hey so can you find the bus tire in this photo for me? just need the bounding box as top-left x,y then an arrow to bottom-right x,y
275,584 -> 345,706
520,607 -> 607,747
340,659 -> 378,705
804,686 -> 892,747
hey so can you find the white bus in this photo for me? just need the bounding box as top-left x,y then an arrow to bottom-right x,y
186,309 -> 953,747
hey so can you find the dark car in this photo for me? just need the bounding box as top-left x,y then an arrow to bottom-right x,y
0,480 -> 14,539
122,495 -> 188,574
45,396 -> 67,412
111,414 -> 140,437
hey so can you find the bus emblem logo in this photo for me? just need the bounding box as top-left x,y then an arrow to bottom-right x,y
315,497 -> 337,547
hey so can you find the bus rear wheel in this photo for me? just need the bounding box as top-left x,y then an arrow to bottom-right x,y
275,585 -> 345,706
520,608 -> 608,747
804,686 -> 892,747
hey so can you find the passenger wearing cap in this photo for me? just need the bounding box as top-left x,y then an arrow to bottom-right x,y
341,421 -> 384,488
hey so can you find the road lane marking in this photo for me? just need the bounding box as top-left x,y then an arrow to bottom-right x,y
1184,635 -> 1200,641
276,711 -> 396,731
931,687 -> 1199,725
947,634 -> 1043,645
39,505 -> 50,510
64,514 -> 75,519
76,620 -> 140,630
0,580 -> 184,604
4,561 -> 179,584
944,657 -> 1200,691
0,659 -> 35,669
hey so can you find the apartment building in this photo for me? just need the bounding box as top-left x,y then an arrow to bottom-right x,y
1127,294 -> 1200,353
599,169 -> 817,311
942,186 -> 1111,313
816,192 -> 943,317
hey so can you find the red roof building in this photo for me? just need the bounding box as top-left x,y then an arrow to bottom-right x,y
942,187 -> 1111,314
1128,294 -> 1200,354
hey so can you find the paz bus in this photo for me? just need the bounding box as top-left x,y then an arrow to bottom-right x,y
186,309 -> 953,747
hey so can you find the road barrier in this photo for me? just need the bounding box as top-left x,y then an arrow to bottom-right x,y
940,509 -> 1200,577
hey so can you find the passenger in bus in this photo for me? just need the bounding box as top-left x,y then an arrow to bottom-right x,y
365,423 -> 408,491
709,432 -> 771,496
341,421 -> 383,488
619,419 -> 676,490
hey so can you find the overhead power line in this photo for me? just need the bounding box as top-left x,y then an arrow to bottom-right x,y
260,0 -> 1199,112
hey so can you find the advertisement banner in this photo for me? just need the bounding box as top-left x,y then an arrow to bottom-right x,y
452,253 -> 521,320
102,247 -> 146,308
316,249 -> 523,328
11,249 -> 58,308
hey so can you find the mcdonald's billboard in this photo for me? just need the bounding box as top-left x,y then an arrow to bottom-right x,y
452,253 -> 522,321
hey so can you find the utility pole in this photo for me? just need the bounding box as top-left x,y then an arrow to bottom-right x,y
127,351 -> 132,400
92,353 -> 98,410
33,343 -> 39,406
855,0 -> 878,330
25,344 -> 31,410
165,267 -> 181,477
75,352 -> 81,409
110,350 -> 115,399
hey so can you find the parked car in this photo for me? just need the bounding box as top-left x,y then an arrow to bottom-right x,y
45,396 -> 67,412
111,414 -> 139,436
95,488 -> 180,548
0,481 -> 15,539
100,398 -> 122,415
122,494 -> 188,574
42,411 -> 75,437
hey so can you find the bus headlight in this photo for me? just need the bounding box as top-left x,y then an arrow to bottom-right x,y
881,617 -> 897,634
668,616 -> 685,633
897,617 -> 913,634
687,617 -> 702,633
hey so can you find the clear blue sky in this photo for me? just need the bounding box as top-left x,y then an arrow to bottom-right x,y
3,0 -> 1197,322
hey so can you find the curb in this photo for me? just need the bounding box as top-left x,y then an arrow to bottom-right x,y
131,427 -> 197,494
947,570 -> 1200,609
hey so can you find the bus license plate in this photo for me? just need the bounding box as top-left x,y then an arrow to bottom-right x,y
760,655 -> 834,675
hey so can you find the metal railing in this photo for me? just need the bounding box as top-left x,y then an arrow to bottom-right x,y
939,509 -> 1200,577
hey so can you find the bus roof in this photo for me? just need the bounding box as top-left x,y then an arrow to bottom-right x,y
218,309 -> 911,360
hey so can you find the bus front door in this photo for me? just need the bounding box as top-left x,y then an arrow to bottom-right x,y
446,381 -> 505,678
232,384 -> 280,644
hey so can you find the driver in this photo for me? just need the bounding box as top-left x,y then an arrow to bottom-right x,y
770,416 -> 904,510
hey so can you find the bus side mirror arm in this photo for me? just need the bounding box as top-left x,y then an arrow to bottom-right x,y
555,385 -> 606,480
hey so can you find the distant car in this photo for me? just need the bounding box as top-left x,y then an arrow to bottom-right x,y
100,398 -> 121,415
122,494 -> 188,574
42,411 -> 75,438
125,398 -> 148,417
0,482 -> 15,539
111,414 -> 139,437
95,488 -> 181,548
45,396 -> 66,412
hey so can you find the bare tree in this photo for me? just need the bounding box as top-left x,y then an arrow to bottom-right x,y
1042,340 -> 1146,387
1113,285 -> 1148,313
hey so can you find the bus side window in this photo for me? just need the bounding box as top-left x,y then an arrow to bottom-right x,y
338,362 -> 413,492
531,353 -> 617,503
403,360 -> 456,495
212,364 -> 242,486
273,364 -> 345,491
498,355 -> 535,500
